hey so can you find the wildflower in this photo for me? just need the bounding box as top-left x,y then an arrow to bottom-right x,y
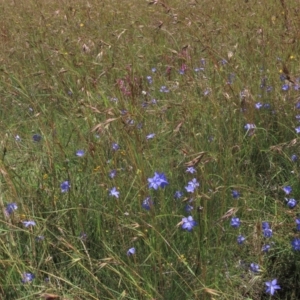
262,222 -> 270,229
283,186 -> 292,195
151,67 -> 156,73
146,76 -> 153,84
22,221 -> 36,227
185,178 -> 200,193
109,169 -> 117,179
185,204 -> 194,213
148,172 -> 169,190
296,102 -> 300,109
174,191 -> 183,199
112,143 -> 120,151
127,247 -> 136,256
194,67 -> 204,72
15,135 -> 21,141
244,123 -> 256,131
230,217 -> 240,228
265,279 -> 281,296
36,235 -> 45,242
295,127 -> 300,134
203,88 -> 210,95
291,154 -> 298,162
237,235 -> 246,244
5,203 -> 17,215
200,58 -> 206,66
295,219 -> 300,231
291,237 -> 300,251
21,273 -> 35,284
186,167 -> 196,174
76,150 -> 85,157
282,84 -> 289,91
219,59 -> 228,65
181,216 -> 197,231
250,263 -> 260,273
146,133 -> 155,140
255,102 -> 263,109
109,187 -> 119,198
232,190 -> 240,199
160,86 -> 169,93
286,198 -> 297,208
32,134 -> 42,142
61,181 -> 70,193
263,228 -> 273,238
262,244 -> 271,252
266,86 -> 273,92
142,197 -> 153,210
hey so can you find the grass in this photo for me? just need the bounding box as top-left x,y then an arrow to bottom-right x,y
1,0 -> 300,299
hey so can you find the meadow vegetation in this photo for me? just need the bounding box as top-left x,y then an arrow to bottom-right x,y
1,0 -> 300,299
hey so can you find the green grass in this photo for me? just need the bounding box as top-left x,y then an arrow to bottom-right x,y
1,0 -> 300,299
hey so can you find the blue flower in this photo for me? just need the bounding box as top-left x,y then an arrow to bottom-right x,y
146,76 -> 153,84
5,203 -> 17,215
151,67 -> 157,73
15,135 -> 21,141
22,221 -> 36,227
76,150 -> 85,157
232,190 -> 240,199
250,263 -> 260,273
21,272 -> 35,283
112,143 -> 120,151
244,123 -> 256,131
262,244 -> 271,252
160,86 -> 169,93
61,181 -> 70,193
287,198 -> 297,208
109,187 -> 119,198
262,222 -> 270,230
185,204 -> 194,213
265,279 -> 281,296
32,134 -> 42,142
263,228 -> 273,238
291,154 -> 298,162
255,102 -> 263,109
282,84 -> 289,91
283,186 -> 292,195
146,133 -> 155,140
296,127 -> 300,134
109,169 -> 117,179
230,217 -> 240,228
237,235 -> 246,244
296,219 -> 300,231
185,178 -> 200,193
181,216 -> 197,231
148,172 -> 168,190
142,197 -> 153,210
174,191 -> 183,199
186,167 -> 196,174
291,237 -> 300,251
127,247 -> 136,256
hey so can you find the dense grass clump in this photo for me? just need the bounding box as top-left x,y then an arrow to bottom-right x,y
1,0 -> 300,299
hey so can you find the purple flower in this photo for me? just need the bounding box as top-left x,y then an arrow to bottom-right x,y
148,172 -> 169,190
112,143 -> 120,151
244,123 -> 256,131
174,191 -> 183,199
36,235 -> 45,242
185,204 -> 194,213
295,219 -> 300,231
262,244 -> 271,252
185,178 -> 200,193
291,154 -> 298,162
76,150 -> 85,157
181,216 -> 197,231
109,187 -> 119,198
146,133 -> 155,140
283,186 -> 292,195
151,67 -> 157,73
5,203 -> 17,215
292,237 -> 300,251
127,247 -> 136,256
146,76 -> 153,84
265,279 -> 281,295
286,198 -> 297,208
186,167 -> 196,174
296,102 -> 300,109
263,228 -> 273,238
22,221 -> 36,227
282,84 -> 289,91
250,263 -> 260,273
262,222 -> 270,230
296,127 -> 300,134
32,134 -> 42,142
230,217 -> 240,228
109,169 -> 117,179
61,181 -> 70,193
160,86 -> 169,93
21,273 -> 35,283
232,190 -> 240,199
142,197 -> 153,210
237,235 -> 246,244
255,102 -> 263,109
15,135 -> 21,141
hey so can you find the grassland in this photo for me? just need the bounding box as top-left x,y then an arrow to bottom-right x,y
1,0 -> 300,299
